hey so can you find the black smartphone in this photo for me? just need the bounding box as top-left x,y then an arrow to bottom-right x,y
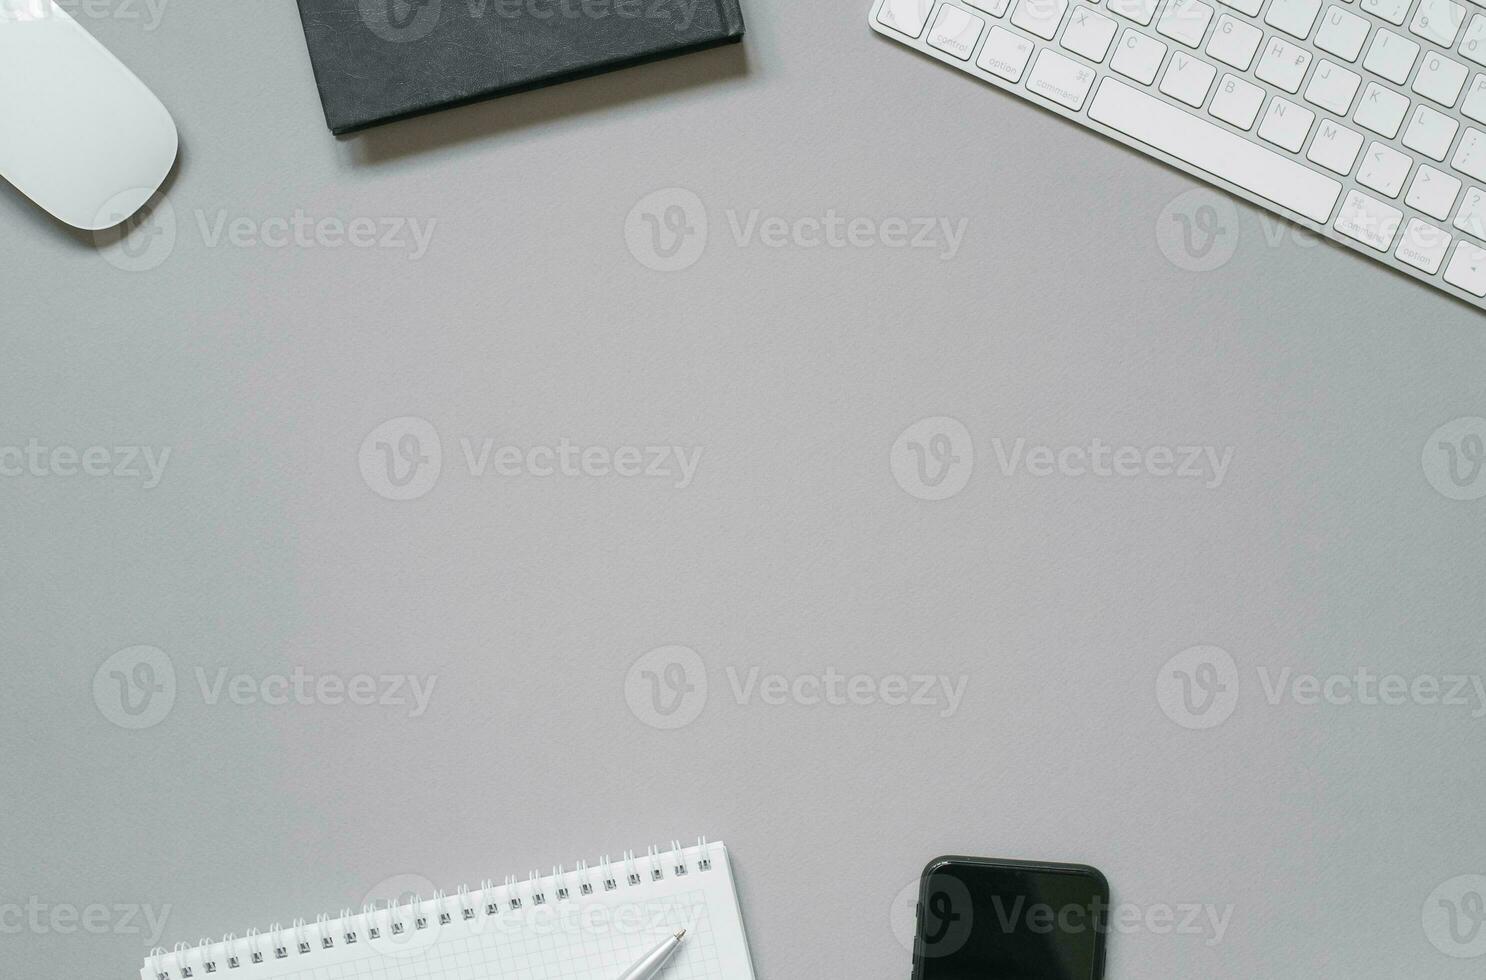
912,856 -> 1110,980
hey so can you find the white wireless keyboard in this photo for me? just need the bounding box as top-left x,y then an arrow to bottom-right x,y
872,0 -> 1486,307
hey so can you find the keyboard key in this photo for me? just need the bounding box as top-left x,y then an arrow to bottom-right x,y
1160,50 -> 1219,104
1211,72 -> 1267,127
1334,188 -> 1403,249
1157,0 -> 1216,45
1267,0 -> 1324,38
1454,186 -> 1486,238
1013,0 -> 1071,38
1444,240 -> 1486,294
1463,14 -> 1486,67
1061,7 -> 1120,61
1357,141 -> 1413,196
1108,0 -> 1160,23
1207,14 -> 1263,68
1087,77 -> 1342,221
1452,128 -> 1486,181
1305,60 -> 1362,114
1402,104 -> 1460,160
1216,0 -> 1262,17
1354,82 -> 1410,138
1363,30 -> 1419,84
1413,53 -> 1468,106
928,4 -> 986,58
1464,74 -> 1486,122
1395,218 -> 1451,273
1405,164 -> 1462,219
1409,0 -> 1466,48
1026,47 -> 1098,107
877,0 -> 936,37
978,25 -> 1037,79
966,0 -> 1013,15
1256,36 -> 1312,92
1315,6 -> 1370,61
1361,0 -> 1410,25
1259,96 -> 1316,151
1308,119 -> 1366,173
1111,27 -> 1168,82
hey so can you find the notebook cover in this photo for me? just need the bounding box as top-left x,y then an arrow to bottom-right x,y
295,0 -> 745,133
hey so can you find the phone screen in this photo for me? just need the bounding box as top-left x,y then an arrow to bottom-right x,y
914,859 -> 1108,980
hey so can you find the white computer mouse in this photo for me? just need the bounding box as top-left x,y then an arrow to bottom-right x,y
0,0 -> 177,230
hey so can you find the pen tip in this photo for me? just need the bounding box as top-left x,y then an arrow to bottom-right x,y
675,929 -> 687,941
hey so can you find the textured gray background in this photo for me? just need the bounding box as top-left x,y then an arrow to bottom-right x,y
3,0 -> 1485,979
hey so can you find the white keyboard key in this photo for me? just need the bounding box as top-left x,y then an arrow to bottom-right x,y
1410,0 -> 1466,48
1361,0 -> 1410,25
928,4 -> 987,58
1258,95 -> 1317,150
1111,27 -> 1168,81
1452,127 -> 1486,181
1405,164 -> 1462,218
1157,0 -> 1216,45
1354,82 -> 1411,137
1402,104 -> 1460,159
1315,5 -> 1370,61
978,25 -> 1037,79
966,0 -> 1013,16
1267,0 -> 1324,38
1025,47 -> 1098,107
1108,0 -> 1161,23
1464,74 -> 1486,122
1395,218 -> 1452,273
1216,0 -> 1263,17
1308,118 -> 1366,173
1304,60 -> 1361,114
1444,240 -> 1486,294
1160,50 -> 1219,104
1211,72 -> 1267,127
1087,77 -> 1342,221
1013,0 -> 1071,38
1256,36 -> 1313,92
1412,53 -> 1468,106
1363,30 -> 1419,85
1334,188 -> 1403,249
1061,7 -> 1120,61
1357,140 -> 1413,196
1463,15 -> 1486,67
1207,14 -> 1264,68
877,0 -> 936,37
1454,186 -> 1486,237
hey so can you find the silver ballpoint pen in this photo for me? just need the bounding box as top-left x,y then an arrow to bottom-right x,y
615,929 -> 687,980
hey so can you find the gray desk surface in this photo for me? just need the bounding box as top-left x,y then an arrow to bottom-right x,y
4,1 -> 1485,978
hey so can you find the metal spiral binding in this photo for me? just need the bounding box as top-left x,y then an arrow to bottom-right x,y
145,837 -> 716,980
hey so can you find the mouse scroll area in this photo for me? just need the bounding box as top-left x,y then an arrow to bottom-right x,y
0,1 -> 177,231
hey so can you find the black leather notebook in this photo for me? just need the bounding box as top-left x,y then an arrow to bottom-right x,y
296,0 -> 745,133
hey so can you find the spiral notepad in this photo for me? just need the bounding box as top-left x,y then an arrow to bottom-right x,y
141,839 -> 754,980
